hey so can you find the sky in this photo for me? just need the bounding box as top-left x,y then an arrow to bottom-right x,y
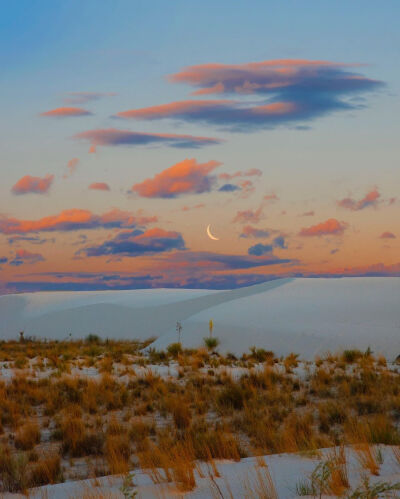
1,0 -> 400,292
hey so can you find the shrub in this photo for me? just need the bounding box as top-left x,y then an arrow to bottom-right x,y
203,337 -> 219,350
167,343 -> 182,358
85,334 -> 101,344
28,455 -> 62,487
15,423 -> 41,450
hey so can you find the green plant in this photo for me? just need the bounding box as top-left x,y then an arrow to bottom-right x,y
204,337 -> 219,351
167,342 -> 182,357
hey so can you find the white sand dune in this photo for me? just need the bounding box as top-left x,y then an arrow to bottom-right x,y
1,277 -> 400,359
151,277 -> 400,360
5,446 -> 400,498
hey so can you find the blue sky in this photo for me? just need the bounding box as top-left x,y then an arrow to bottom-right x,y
1,1 -> 399,292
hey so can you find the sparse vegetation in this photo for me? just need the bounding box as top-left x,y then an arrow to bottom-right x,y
0,339 -> 399,494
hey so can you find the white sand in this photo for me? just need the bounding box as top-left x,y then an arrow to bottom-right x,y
2,277 -> 400,360
5,446 -> 400,498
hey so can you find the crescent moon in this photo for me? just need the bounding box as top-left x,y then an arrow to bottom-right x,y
207,224 -> 219,241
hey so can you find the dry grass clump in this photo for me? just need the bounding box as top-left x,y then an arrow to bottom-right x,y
15,422 -> 41,450
0,338 -> 399,493
28,454 -> 62,487
56,413 -> 104,457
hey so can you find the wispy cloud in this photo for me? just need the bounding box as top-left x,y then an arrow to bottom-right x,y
89,182 -> 110,191
233,206 -> 264,224
63,92 -> 117,105
0,208 -> 156,234
63,158 -> 79,179
73,128 -> 222,150
40,107 -> 92,117
114,60 -> 383,131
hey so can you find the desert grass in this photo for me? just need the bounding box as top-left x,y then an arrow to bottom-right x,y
0,338 -> 399,493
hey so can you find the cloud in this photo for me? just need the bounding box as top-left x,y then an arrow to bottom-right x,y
7,235 -> 55,245
380,231 -> 396,239
248,243 -> 273,256
218,183 -> 241,192
73,128 -> 221,150
248,235 -> 286,255
273,235 -> 287,249
233,206 -> 263,224
40,107 -> 92,117
218,168 -> 262,181
263,193 -> 279,203
113,60 -> 383,131
89,182 -> 110,191
132,158 -> 222,198
299,218 -> 347,236
63,92 -> 117,105
239,225 -> 270,238
63,158 -> 79,179
78,228 -> 186,258
114,98 -> 303,131
11,174 -> 54,195
10,249 -> 45,266
181,203 -> 205,212
0,208 -> 157,234
337,188 -> 381,211
166,250 -> 291,270
301,210 -> 315,217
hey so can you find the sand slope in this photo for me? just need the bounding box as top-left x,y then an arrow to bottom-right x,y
1,277 -> 400,359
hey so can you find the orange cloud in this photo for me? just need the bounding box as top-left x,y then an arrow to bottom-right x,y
132,158 -> 222,198
40,107 -> 92,117
115,99 -> 233,119
0,208 -> 157,234
63,158 -> 79,179
299,218 -> 347,236
337,188 -> 381,211
89,182 -> 110,191
11,174 -> 54,195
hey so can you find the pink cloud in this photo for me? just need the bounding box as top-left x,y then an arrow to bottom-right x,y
218,168 -> 262,181
337,188 -> 381,211
10,249 -> 45,266
89,182 -> 110,191
239,225 -> 270,238
0,208 -> 157,234
73,128 -> 221,150
115,99 -> 234,119
263,193 -> 279,203
299,218 -> 347,237
233,206 -> 264,224
380,231 -> 396,239
63,158 -> 79,179
40,107 -> 92,117
132,158 -> 222,198
12,174 -> 54,195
